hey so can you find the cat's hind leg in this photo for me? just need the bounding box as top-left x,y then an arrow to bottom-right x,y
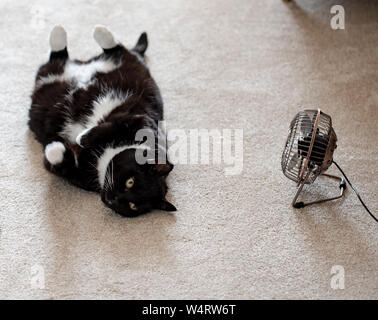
93,25 -> 133,62
93,25 -> 148,60
35,26 -> 69,80
93,25 -> 118,51
49,25 -> 69,61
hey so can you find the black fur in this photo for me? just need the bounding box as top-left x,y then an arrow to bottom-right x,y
28,30 -> 176,217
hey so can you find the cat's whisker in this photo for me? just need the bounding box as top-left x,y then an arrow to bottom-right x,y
104,168 -> 111,192
111,160 -> 114,190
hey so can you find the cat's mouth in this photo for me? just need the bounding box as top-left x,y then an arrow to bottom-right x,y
101,190 -> 117,208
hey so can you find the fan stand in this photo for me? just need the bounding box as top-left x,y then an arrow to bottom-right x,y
291,171 -> 346,208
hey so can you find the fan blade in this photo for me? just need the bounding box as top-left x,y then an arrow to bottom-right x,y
287,154 -> 298,172
299,112 -> 313,135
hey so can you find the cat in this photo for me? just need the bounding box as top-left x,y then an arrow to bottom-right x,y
28,25 -> 176,217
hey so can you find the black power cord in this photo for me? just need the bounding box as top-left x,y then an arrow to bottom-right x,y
332,160 -> 378,223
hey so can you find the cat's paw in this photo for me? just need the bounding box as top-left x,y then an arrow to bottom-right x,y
45,141 -> 66,165
76,127 -> 93,148
49,25 -> 67,52
93,25 -> 117,49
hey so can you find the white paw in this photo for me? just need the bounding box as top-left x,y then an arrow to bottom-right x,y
76,127 -> 93,147
49,25 -> 67,52
45,141 -> 65,165
93,25 -> 117,49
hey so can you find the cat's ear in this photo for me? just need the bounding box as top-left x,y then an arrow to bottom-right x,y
148,162 -> 174,176
157,199 -> 177,212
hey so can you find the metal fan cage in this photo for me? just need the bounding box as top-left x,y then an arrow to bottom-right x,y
281,109 -> 335,184
281,109 -> 345,208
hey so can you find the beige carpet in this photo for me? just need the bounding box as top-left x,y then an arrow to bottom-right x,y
0,0 -> 377,299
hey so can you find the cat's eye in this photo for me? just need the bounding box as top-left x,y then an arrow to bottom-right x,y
125,177 -> 135,189
129,202 -> 138,211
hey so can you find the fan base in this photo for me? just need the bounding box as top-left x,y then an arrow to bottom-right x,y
292,173 -> 346,208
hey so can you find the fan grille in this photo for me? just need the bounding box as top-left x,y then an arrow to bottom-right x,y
281,109 -> 335,184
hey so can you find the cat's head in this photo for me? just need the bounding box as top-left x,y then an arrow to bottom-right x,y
99,148 -> 176,217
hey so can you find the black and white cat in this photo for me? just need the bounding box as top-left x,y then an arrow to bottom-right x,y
29,25 -> 176,217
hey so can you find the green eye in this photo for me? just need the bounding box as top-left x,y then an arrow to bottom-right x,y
125,177 -> 135,189
129,202 -> 138,211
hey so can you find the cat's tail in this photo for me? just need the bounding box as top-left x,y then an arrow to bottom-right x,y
132,32 -> 148,57
93,25 -> 148,57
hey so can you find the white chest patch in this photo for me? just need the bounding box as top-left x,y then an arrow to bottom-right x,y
60,90 -> 132,144
97,144 -> 150,188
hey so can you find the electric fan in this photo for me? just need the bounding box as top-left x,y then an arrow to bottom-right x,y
281,109 -> 377,223
281,109 -> 346,208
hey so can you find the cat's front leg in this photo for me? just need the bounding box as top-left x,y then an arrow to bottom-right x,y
76,115 -> 156,148
44,141 -> 97,191
75,123 -> 116,148
44,141 -> 76,177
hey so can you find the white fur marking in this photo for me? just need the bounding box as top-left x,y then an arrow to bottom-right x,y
65,60 -> 118,88
49,25 -> 67,52
75,127 -> 93,147
45,141 -> 65,165
60,90 -> 132,144
60,122 -> 86,145
36,59 -> 120,89
87,91 -> 131,127
93,25 -> 117,49
97,145 -> 150,188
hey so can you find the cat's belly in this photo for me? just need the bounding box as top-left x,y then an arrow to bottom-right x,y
60,90 -> 133,144
64,59 -> 119,88
37,58 -> 120,89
